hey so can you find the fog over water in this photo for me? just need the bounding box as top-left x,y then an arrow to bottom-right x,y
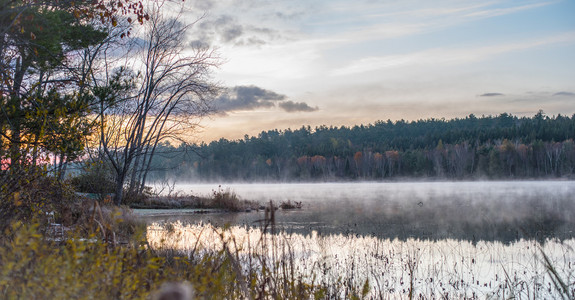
141,181 -> 575,297
142,181 -> 575,242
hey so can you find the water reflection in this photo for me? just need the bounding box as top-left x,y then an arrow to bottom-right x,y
142,181 -> 575,242
141,182 -> 575,297
147,221 -> 575,298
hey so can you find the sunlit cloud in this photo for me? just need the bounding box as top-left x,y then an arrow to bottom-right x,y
219,39 -> 326,84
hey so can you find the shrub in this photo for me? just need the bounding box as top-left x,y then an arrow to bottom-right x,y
0,222 -> 162,299
69,160 -> 115,200
210,186 -> 259,211
0,222 -> 325,299
0,168 -> 80,235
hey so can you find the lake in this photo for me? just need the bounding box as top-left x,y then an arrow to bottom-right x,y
141,181 -> 575,242
138,181 -> 575,298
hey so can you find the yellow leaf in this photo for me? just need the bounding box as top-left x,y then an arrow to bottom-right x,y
13,192 -> 21,206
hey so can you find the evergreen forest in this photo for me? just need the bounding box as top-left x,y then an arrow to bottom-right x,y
147,111 -> 575,182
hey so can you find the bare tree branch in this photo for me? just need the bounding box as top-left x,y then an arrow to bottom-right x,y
94,1 -> 220,205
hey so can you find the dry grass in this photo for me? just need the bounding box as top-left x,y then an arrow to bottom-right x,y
279,200 -> 303,210
130,186 -> 260,212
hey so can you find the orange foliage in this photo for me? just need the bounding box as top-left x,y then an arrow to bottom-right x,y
354,151 -> 363,162
311,155 -> 326,166
385,150 -> 399,161
500,139 -> 515,152
297,156 -> 310,166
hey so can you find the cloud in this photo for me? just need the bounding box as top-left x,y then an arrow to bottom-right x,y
222,25 -> 243,43
279,101 -> 319,112
275,11 -> 306,21
480,93 -> 504,97
211,15 -> 236,28
553,91 -> 575,97
332,32 -> 575,76
194,15 -> 242,45
462,2 -> 553,19
189,39 -> 210,49
186,0 -> 216,11
214,86 -> 286,112
192,14 -> 282,47
309,1 -> 555,46
213,86 -> 318,114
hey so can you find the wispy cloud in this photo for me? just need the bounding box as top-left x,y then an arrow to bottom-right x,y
554,91 -> 575,97
462,1 -> 555,19
279,101 -> 318,112
480,93 -> 505,97
364,2 -> 496,19
332,32 -> 575,76
310,1 -> 556,45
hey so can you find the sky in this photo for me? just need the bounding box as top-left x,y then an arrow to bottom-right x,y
178,0 -> 575,142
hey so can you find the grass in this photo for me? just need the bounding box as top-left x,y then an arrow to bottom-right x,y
1,193 -> 574,299
128,185 -> 260,212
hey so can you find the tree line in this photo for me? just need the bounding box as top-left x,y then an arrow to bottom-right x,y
1,0 -> 219,221
146,111 -> 575,182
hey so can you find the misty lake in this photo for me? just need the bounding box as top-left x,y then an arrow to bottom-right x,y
138,181 -> 575,298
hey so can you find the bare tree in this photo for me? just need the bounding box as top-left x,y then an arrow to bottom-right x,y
96,2 -> 220,205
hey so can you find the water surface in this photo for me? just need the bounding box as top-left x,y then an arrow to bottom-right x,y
141,181 -> 575,298
142,181 -> 575,242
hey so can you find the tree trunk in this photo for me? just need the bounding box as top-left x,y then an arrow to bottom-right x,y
114,173 -> 125,205
128,150 -> 142,194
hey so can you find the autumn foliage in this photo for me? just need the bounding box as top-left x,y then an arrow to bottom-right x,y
144,113 -> 575,182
